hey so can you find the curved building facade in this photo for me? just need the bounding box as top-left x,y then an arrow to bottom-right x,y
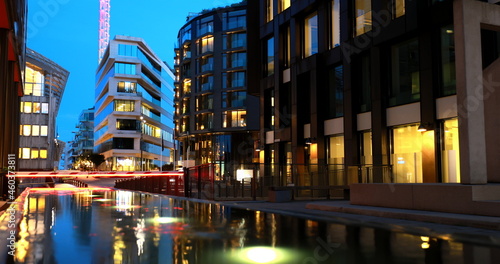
19,48 -> 69,170
174,2 -> 259,178
95,35 -> 175,171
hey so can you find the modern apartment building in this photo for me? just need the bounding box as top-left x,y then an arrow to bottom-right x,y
174,1 -> 259,178
63,107 -> 95,170
94,35 -> 175,171
19,48 -> 69,171
249,0 -> 500,189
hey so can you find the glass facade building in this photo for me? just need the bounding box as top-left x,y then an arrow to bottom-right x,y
250,0 -> 479,186
94,36 -> 175,171
174,1 -> 259,178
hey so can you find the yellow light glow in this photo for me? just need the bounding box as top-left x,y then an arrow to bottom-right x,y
153,217 -> 180,224
421,242 -> 430,249
420,236 -> 430,242
246,247 -> 278,263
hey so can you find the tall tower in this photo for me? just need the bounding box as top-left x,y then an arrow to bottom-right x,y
98,0 -> 110,63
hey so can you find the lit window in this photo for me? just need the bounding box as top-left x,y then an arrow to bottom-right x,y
279,0 -> 291,13
41,103 -> 49,113
222,110 -> 247,128
393,0 -> 405,19
32,125 -> 40,136
331,1 -> 340,48
33,103 -> 41,113
21,148 -> 30,159
25,65 -> 44,96
114,100 -> 135,112
199,36 -> 214,54
23,102 -> 32,113
22,125 -> 31,136
40,149 -> 48,159
40,125 -> 48,136
354,0 -> 372,36
117,81 -> 137,93
31,149 -> 39,159
304,12 -> 318,57
266,0 -> 274,22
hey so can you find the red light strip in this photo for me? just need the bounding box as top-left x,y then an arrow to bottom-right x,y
29,187 -> 112,192
10,172 -> 184,178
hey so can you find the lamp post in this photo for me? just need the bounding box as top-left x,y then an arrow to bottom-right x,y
139,116 -> 146,171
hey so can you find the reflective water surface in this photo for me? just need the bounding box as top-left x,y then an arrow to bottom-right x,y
1,188 -> 499,264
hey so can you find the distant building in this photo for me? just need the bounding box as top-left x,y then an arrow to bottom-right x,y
62,107 -> 95,170
94,35 -> 175,171
19,48 -> 69,171
173,1 -> 260,177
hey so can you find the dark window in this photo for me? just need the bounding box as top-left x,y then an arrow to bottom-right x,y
116,119 -> 138,130
357,55 -> 371,112
222,91 -> 246,108
440,25 -> 456,96
327,65 -> 344,118
389,39 -> 420,107
113,138 -> 134,149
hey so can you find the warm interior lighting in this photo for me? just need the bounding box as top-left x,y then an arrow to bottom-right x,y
417,124 -> 427,132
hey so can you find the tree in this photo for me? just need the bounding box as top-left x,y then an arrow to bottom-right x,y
88,154 -> 105,169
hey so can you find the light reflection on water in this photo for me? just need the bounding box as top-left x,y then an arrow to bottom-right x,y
0,188 -> 499,264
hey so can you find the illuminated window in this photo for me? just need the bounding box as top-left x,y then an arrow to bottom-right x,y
304,12 -> 318,57
23,102 -> 32,113
331,1 -> 340,48
114,100 -> 135,112
266,0 -> 274,22
183,79 -> 192,94
196,113 -> 213,130
21,148 -> 30,159
33,103 -> 41,113
40,149 -> 48,159
222,110 -> 246,128
31,149 -> 39,159
25,65 -> 44,96
196,94 -> 213,111
41,103 -> 49,113
22,125 -> 31,136
354,0 -> 372,36
117,81 -> 137,93
442,118 -> 460,183
279,0 -> 291,12
32,125 -> 40,136
391,125 -> 423,183
40,125 -> 48,136
393,0 -> 405,19
199,36 -> 214,54
327,135 -> 345,185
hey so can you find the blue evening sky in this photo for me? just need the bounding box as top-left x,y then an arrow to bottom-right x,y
26,0 -> 241,143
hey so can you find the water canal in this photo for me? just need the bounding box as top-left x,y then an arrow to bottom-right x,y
0,187 -> 498,264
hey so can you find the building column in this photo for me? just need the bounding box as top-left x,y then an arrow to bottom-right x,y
453,0 -> 487,184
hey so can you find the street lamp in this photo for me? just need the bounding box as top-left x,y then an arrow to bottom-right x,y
139,116 -> 146,171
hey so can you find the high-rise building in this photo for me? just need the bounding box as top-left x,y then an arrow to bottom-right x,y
251,0 -> 500,205
19,48 -> 69,171
0,0 -> 27,198
94,35 -> 175,171
173,1 -> 259,177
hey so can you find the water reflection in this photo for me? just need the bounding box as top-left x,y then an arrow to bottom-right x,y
0,188 -> 499,264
